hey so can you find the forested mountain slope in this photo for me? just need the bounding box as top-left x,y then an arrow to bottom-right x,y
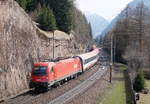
103,0 -> 150,80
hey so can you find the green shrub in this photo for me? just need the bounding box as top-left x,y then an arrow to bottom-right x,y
133,70 -> 145,92
36,7 -> 57,31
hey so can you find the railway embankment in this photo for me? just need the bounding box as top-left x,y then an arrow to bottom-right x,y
96,63 -> 136,104
66,66 -> 110,104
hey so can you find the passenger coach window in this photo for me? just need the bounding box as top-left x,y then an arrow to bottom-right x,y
33,66 -> 47,76
84,54 -> 98,64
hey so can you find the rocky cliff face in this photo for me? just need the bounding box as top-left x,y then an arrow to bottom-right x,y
0,0 -> 39,99
0,0 -> 86,100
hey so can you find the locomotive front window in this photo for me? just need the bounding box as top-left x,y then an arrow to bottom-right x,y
33,66 -> 47,76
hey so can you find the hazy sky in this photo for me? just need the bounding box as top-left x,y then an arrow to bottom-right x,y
76,0 -> 133,21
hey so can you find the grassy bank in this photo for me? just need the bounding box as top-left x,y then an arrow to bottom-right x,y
97,64 -> 127,104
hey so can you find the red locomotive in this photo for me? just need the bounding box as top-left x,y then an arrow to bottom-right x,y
30,48 -> 99,90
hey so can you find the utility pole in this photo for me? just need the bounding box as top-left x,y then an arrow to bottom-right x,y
139,0 -> 144,53
125,5 -> 130,46
125,5 -> 129,30
53,31 -> 55,59
110,33 -> 113,83
113,36 -> 116,63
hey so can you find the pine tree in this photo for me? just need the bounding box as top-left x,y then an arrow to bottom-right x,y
16,0 -> 27,10
26,0 -> 38,12
48,0 -> 74,33
36,7 -> 57,31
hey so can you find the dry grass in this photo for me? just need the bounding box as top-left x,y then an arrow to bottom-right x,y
97,71 -> 126,104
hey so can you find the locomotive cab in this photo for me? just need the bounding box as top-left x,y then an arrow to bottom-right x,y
30,62 -> 55,89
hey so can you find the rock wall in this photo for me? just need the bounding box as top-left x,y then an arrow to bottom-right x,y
0,0 -> 84,100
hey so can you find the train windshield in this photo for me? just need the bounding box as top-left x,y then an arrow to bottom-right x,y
33,66 -> 47,76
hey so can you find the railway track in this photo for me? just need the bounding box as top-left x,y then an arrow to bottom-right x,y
2,90 -> 43,104
1,62 -> 109,104
48,66 -> 108,104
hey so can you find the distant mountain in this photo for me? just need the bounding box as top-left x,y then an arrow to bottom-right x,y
85,13 -> 109,38
101,0 -> 150,36
129,0 -> 150,8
